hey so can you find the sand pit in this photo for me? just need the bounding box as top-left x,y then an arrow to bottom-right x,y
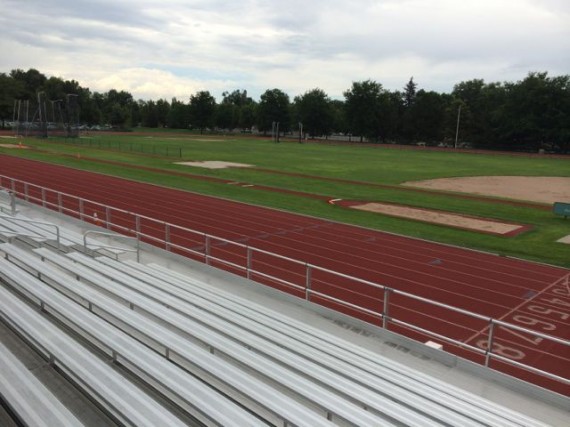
0,143 -> 28,149
403,176 -> 570,204
175,161 -> 253,169
352,202 -> 527,236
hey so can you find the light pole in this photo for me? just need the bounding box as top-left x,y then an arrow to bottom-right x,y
454,104 -> 462,149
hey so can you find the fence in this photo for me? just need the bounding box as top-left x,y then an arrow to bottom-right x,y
49,137 -> 184,158
1,173 -> 568,392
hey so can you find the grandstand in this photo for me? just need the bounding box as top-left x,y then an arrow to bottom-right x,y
0,191 -> 569,426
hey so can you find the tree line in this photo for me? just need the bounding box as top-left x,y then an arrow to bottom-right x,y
1,68 -> 568,153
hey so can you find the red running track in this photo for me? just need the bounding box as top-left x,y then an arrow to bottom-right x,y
1,155 -> 569,395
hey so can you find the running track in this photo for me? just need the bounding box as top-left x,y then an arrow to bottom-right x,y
1,155 -> 569,395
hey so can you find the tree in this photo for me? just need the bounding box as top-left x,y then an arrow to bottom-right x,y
293,88 -> 334,138
215,103 -> 237,130
221,89 -> 252,107
108,103 -> 130,128
220,89 -> 254,131
403,77 -> 417,108
167,97 -> 190,129
377,91 -> 403,143
256,88 -> 290,134
10,68 -> 47,100
88,92 -> 106,125
451,79 -> 486,145
139,100 -> 159,127
98,89 -> 135,127
0,73 -> 24,127
330,100 -> 348,135
401,77 -> 419,141
501,72 -> 570,152
189,90 -> 217,133
138,99 -> 170,128
75,87 -> 101,125
343,80 -> 384,141
155,99 -> 170,128
411,90 -> 450,142
43,76 -> 81,101
238,103 -> 256,131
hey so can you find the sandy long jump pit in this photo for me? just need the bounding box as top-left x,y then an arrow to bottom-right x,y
402,176 -> 570,205
351,203 -> 529,236
175,161 -> 253,169
349,175 -> 570,237
0,143 -> 29,149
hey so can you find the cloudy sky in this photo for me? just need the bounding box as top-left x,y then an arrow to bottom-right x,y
1,0 -> 568,101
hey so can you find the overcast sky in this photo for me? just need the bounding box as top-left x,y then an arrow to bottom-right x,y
1,0 -> 568,101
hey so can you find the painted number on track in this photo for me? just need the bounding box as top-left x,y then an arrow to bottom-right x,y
553,287 -> 570,297
511,315 -> 556,331
476,339 -> 525,360
540,297 -> 570,309
527,305 -> 570,320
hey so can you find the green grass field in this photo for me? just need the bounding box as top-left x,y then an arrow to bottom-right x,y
2,130 -> 570,267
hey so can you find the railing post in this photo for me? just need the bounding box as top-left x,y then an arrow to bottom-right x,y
24,183 -> 29,201
136,234 -> 140,263
485,320 -> 496,366
165,224 -> 171,251
41,188 -> 46,207
205,235 -> 211,265
382,287 -> 391,329
10,191 -> 16,216
305,264 -> 312,301
105,206 -> 111,229
246,247 -> 252,279
79,199 -> 84,220
135,215 -> 141,237
55,225 -> 61,249
57,193 -> 63,213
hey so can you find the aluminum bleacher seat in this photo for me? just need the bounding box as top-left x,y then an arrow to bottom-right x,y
1,244 -> 341,426
0,189 -> 14,214
0,271 -> 190,427
0,213 -> 126,257
0,216 -> 46,244
0,341 -> 85,427
26,245 -> 396,426
120,257 -> 552,427
30,245 -> 550,427
0,238 -> 557,427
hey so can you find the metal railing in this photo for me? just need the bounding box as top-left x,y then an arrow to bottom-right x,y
0,214 -> 61,247
0,189 -> 16,215
1,174 -> 569,389
83,230 -> 140,262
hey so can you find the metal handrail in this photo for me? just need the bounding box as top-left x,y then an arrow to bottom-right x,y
0,189 -> 16,215
2,174 -> 569,388
83,230 -> 140,262
0,214 -> 61,247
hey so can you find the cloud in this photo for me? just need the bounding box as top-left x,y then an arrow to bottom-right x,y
1,0 -> 568,100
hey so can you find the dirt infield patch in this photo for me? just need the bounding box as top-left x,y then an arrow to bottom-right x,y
175,161 -> 254,169
351,202 -> 529,236
403,176 -> 570,204
557,235 -> 570,244
0,143 -> 29,149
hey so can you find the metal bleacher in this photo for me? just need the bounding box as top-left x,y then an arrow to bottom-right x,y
0,211 -> 127,258
0,341 -> 84,427
0,203 -> 567,426
32,247 -> 434,426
